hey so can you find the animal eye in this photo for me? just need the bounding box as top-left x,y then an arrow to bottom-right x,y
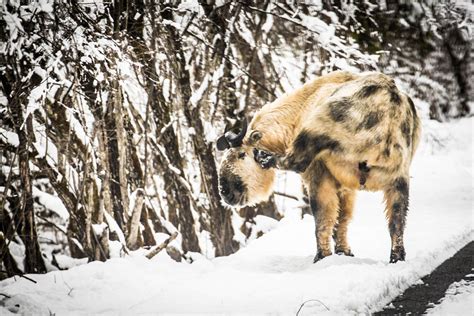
238,152 -> 246,159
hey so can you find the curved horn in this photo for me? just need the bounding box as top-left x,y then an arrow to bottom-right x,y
216,121 -> 233,151
216,135 -> 230,151
226,118 -> 248,148
224,122 -> 232,133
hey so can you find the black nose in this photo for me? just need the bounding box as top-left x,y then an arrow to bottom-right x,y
219,176 -> 245,205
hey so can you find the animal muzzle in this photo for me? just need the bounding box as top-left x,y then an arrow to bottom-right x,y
219,175 -> 246,205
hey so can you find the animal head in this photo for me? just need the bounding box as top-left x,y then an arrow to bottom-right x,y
216,119 -> 276,207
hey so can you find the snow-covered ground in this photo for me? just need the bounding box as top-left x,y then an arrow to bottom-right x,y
426,279 -> 474,315
0,118 -> 472,315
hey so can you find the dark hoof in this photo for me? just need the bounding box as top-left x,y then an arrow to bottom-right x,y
335,248 -> 354,257
313,251 -> 330,263
390,247 -> 406,263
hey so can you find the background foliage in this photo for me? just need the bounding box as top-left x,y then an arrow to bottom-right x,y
0,0 -> 472,276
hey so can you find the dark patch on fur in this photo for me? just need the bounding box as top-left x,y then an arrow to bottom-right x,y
285,132 -> 341,173
356,84 -> 381,99
310,160 -> 330,187
406,96 -> 419,148
308,160 -> 331,213
309,198 -> 319,216
358,161 -> 370,187
401,120 -> 411,147
383,135 -> 392,157
329,98 -> 352,122
358,111 -> 382,130
313,134 -> 342,152
389,88 -> 402,105
394,177 -> 409,197
392,202 -> 402,214
288,131 -> 313,172
407,96 -> 416,115
293,130 -> 311,152
308,161 -> 332,209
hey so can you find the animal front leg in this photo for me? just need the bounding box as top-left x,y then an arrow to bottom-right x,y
333,189 -> 356,256
384,177 -> 410,263
308,161 -> 340,263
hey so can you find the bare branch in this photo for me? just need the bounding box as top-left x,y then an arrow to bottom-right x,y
146,232 -> 179,259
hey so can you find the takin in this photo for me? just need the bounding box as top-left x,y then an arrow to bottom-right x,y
216,71 -> 421,263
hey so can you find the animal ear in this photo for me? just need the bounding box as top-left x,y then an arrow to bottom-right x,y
248,130 -> 262,144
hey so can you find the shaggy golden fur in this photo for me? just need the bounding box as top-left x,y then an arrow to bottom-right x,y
218,71 -> 421,262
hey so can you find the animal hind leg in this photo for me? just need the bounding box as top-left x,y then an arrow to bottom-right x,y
333,189 -> 355,256
308,161 -> 340,263
384,177 -> 410,263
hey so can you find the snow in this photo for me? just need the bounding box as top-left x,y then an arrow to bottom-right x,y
118,59 -> 148,120
92,223 -> 108,236
36,0 -> 54,13
31,118 -> 59,166
177,0 -> 201,14
53,255 -> 89,270
203,120 -> 218,144
426,280 -> 474,315
0,127 -> 19,147
249,215 -> 279,238
2,9 -> 24,44
0,295 -> 51,316
7,241 -> 25,273
0,117 -> 472,314
103,212 -> 126,246
32,187 -> 69,220
237,15 -> 255,47
190,74 -> 209,108
65,107 -> 90,147
24,78 -> 46,124
261,10 -> 274,33
197,230 -> 215,259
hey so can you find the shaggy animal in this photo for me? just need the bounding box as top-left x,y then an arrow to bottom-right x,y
217,71 -> 421,263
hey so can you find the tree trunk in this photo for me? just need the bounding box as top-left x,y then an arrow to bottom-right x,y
161,5 -> 237,256
12,100 -> 46,274
444,28 -> 471,117
104,81 -> 127,233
